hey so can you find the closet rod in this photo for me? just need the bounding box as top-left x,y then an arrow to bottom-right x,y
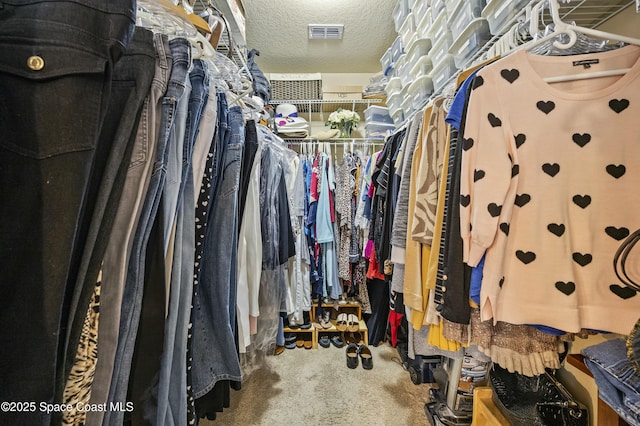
283,139 -> 385,145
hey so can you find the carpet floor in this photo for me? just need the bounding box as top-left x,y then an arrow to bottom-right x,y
200,342 -> 433,425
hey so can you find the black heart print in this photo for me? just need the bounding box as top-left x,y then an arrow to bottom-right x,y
488,203 -> 502,217
514,134 -> 526,148
500,223 -> 510,235
547,223 -> 565,237
572,252 -> 592,266
514,193 -> 531,207
472,75 -> 484,90
500,68 -> 520,83
488,113 -> 502,127
511,164 -> 519,177
572,133 -> 591,147
555,281 -> 575,295
499,277 -> 504,288
516,250 -> 536,264
462,138 -> 474,151
474,169 -> 485,182
542,163 -> 560,177
460,194 -> 471,207
610,284 -> 637,300
606,164 -> 626,178
605,226 -> 630,241
537,100 -> 555,114
609,98 -> 629,113
572,195 -> 591,208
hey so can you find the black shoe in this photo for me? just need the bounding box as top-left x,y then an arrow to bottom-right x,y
319,335 -> 331,348
330,335 -> 345,348
285,333 -> 297,344
285,341 -> 297,349
358,344 -> 373,369
346,343 -> 359,369
300,311 -> 312,329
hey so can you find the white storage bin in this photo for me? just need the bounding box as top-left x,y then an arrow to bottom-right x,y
391,107 -> 405,126
399,12 -> 416,48
386,91 -> 403,114
415,7 -> 433,39
428,30 -> 453,66
449,18 -> 491,69
401,94 -> 413,117
385,76 -> 403,97
365,122 -> 396,139
396,54 -> 411,87
393,0 -> 410,32
380,47 -> 393,75
391,36 -> 404,64
448,0 -> 486,41
365,106 -> 394,125
482,0 -> 528,35
431,0 -> 445,15
409,55 -> 433,80
406,37 -> 432,67
426,8 -> 447,42
413,1 -> 430,26
408,75 -> 434,110
431,54 -> 457,93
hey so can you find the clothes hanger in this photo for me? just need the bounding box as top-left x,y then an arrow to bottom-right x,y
514,0 -> 640,83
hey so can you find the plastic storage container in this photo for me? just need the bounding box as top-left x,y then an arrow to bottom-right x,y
399,12 -> 416,48
415,7 -> 433,39
431,54 -> 457,93
391,36 -> 404,64
396,54 -> 411,87
386,91 -> 403,117
431,0 -> 446,15
391,108 -> 405,126
380,47 -> 393,76
406,37 -> 432,67
407,75 -> 434,110
449,18 -> 491,69
365,122 -> 396,138
426,8 -> 447,42
365,106 -> 394,125
409,55 -> 433,80
401,93 -> 413,118
482,0 -> 529,35
413,1 -> 430,26
428,30 -> 453,66
447,0 -> 486,41
385,76 -> 403,98
393,0 -> 410,32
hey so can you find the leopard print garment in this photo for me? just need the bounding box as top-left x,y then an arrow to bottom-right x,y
62,274 -> 101,425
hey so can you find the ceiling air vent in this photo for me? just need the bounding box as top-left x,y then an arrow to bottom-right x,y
308,24 -> 344,40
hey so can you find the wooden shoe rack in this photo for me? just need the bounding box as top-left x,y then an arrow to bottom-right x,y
283,302 -> 369,349
312,302 -> 369,347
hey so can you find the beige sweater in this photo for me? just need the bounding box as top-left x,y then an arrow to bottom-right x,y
460,45 -> 640,334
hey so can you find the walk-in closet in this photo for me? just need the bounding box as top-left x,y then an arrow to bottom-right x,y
1,0 -> 640,425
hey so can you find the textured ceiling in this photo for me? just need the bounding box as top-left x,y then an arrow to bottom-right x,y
243,0 -> 396,74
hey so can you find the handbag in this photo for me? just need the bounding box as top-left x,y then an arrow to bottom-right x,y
613,229 -> 640,291
490,364 -> 588,426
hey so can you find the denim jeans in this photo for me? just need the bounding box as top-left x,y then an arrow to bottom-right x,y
192,104 -> 245,397
103,37 -> 191,426
583,338 -> 640,425
61,26 -> 157,402
85,32 -> 173,426
0,1 -> 135,424
155,59 -> 210,426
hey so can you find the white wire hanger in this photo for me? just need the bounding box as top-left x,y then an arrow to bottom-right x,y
515,0 -> 640,83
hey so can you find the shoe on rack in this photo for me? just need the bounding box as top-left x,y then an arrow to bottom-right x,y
296,336 -> 305,348
331,335 -> 345,348
336,313 -> 348,331
285,333 -> 297,344
358,344 -> 373,370
285,340 -> 297,350
321,311 -> 332,329
347,314 -> 360,332
300,311 -> 312,329
304,336 -> 313,349
274,345 -> 285,356
346,343 -> 359,369
319,335 -> 331,348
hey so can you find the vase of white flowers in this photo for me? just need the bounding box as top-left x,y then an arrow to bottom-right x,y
326,108 -> 360,138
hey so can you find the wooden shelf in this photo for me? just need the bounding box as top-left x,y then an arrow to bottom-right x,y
283,326 -> 317,349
